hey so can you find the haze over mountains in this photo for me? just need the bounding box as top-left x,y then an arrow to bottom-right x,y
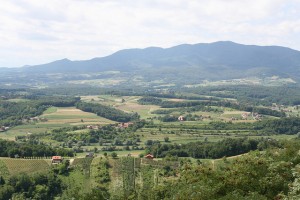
1,41 -> 300,87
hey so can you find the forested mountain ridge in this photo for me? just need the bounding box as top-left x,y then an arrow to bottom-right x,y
22,41 -> 300,75
1,41 -> 300,86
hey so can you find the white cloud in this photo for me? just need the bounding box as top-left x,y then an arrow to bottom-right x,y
0,0 -> 300,67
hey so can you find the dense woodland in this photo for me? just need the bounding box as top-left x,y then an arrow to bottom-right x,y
0,139 -> 74,157
0,96 -> 79,127
186,85 -> 300,106
144,140 -> 300,200
146,137 -> 279,158
0,172 -> 63,200
76,101 -> 139,122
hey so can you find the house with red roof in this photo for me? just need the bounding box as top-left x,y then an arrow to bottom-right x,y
144,154 -> 154,159
52,156 -> 63,164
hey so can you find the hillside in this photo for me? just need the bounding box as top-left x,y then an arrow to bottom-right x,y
23,41 -> 300,73
1,41 -> 300,87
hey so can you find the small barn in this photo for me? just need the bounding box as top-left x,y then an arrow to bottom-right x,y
178,116 -> 185,121
144,154 -> 154,159
52,156 -> 63,164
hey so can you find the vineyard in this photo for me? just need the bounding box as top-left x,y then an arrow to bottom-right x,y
110,157 -> 179,199
0,158 -> 51,176
141,158 -> 180,169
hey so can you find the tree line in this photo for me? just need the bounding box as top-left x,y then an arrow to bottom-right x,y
0,139 -> 74,158
208,117 -> 300,134
145,117 -> 300,135
76,101 -> 140,122
146,140 -> 300,199
137,96 -> 285,117
0,96 -> 80,127
146,137 -> 279,159
186,84 -> 300,106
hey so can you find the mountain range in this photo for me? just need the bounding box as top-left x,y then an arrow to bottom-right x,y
1,41 -> 300,87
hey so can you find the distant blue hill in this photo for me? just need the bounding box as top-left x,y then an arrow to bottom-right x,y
3,41 -> 300,84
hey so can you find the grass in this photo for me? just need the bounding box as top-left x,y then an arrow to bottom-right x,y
6,98 -> 30,102
0,123 -> 72,140
60,157 -> 100,197
43,106 -> 58,114
41,107 -> 115,125
0,158 -> 51,176
60,168 -> 93,198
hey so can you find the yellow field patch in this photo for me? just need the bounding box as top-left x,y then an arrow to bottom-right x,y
40,107 -> 115,125
222,111 -> 250,115
116,102 -> 160,111
164,98 -> 185,102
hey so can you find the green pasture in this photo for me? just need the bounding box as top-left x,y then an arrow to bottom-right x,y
43,106 -> 58,114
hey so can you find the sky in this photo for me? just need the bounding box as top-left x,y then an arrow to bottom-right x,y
0,0 -> 300,68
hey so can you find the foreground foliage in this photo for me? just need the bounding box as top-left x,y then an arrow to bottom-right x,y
136,140 -> 300,199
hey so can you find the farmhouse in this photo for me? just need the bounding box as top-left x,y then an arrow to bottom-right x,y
145,154 -> 154,159
241,113 -> 249,120
30,117 -> 39,122
118,122 -> 133,128
86,125 -> 100,130
52,156 -> 63,164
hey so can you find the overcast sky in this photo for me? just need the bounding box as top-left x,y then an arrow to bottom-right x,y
1,0 -> 300,67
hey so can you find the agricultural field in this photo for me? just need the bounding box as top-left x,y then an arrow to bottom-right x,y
0,158 -> 51,176
81,94 -> 270,122
81,95 -> 161,119
40,107 -> 115,125
0,106 -> 115,141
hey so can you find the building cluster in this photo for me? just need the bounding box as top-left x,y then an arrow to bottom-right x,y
23,117 -> 48,123
241,112 -> 250,120
117,122 -> 134,128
